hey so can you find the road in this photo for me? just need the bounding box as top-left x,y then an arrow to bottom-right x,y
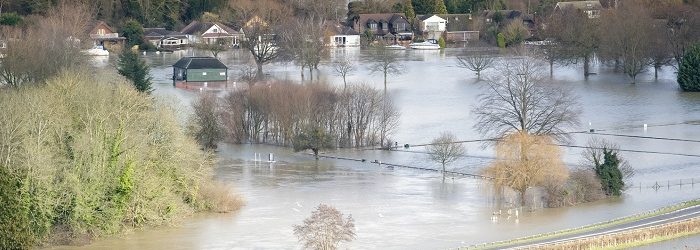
487,204 -> 700,249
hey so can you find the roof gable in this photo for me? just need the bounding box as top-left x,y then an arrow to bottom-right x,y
422,15 -> 447,23
555,1 -> 603,11
87,21 -> 116,35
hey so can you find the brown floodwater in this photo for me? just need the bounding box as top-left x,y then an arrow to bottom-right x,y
45,48 -> 700,249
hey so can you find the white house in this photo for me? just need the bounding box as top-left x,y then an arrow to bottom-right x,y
144,28 -> 188,49
419,15 -> 447,40
327,25 -> 361,47
181,21 -> 243,47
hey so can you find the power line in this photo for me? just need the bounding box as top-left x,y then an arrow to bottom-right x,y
582,132 -> 700,143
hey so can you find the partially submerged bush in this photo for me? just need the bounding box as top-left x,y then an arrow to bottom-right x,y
0,71 -> 239,247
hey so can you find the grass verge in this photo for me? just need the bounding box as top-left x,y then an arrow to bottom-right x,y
466,199 -> 700,249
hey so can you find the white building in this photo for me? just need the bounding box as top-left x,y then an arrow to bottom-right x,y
419,15 -> 447,40
327,25 -> 361,47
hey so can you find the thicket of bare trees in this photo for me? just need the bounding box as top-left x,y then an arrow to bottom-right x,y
598,4 -> 654,81
218,82 -> 399,148
0,2 -> 90,87
544,6 -> 599,77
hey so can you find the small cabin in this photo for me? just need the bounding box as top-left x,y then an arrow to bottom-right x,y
172,57 -> 228,90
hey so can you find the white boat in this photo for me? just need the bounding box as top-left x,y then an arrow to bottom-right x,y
84,46 -> 109,56
409,41 -> 440,50
385,44 -> 406,50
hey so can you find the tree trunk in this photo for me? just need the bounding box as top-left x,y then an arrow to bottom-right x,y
256,63 -> 263,80
654,66 -> 659,79
549,61 -> 554,77
383,71 -> 388,95
442,162 -> 446,183
583,55 -> 590,79
313,148 -> 319,159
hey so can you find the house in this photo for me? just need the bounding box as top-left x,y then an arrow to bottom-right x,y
554,1 -> 603,19
353,13 -> 413,44
173,57 -> 229,90
327,24 -> 361,47
482,10 -> 536,34
181,21 -> 243,47
418,15 -> 447,40
86,21 -> 125,51
144,28 -> 188,49
442,14 -> 480,42
418,14 -> 479,42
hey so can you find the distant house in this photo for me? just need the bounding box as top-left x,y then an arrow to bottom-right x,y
144,28 -> 188,49
482,10 -> 536,34
418,15 -> 447,40
418,14 -> 479,42
353,13 -> 413,44
327,24 -> 361,47
442,14 -> 480,42
86,21 -> 125,51
554,1 -> 603,19
173,57 -> 229,90
181,21 -> 243,47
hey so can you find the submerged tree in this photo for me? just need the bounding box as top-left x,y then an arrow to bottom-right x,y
678,43 -> 700,92
473,58 -> 580,143
293,204 -> 356,250
596,149 -> 625,196
456,54 -> 495,79
369,44 -> 404,95
117,49 -> 153,93
484,132 -> 569,206
427,132 -> 466,182
191,93 -> 224,149
293,127 -> 334,159
333,59 -> 356,88
581,137 -> 635,184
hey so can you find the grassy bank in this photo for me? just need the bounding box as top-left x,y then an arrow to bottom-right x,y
467,199 -> 700,249
0,71 -> 242,249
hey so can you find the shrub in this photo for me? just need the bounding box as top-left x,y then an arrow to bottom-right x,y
678,43 -> 700,92
190,93 -> 224,149
596,149 -> 625,196
0,13 -> 22,26
0,71 -> 238,246
497,33 -> 506,48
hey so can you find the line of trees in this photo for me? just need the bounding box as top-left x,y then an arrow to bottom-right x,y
540,1 -> 700,83
210,82 -> 400,149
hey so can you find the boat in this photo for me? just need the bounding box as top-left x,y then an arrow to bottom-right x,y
409,40 -> 440,50
385,44 -> 406,50
84,46 -> 109,56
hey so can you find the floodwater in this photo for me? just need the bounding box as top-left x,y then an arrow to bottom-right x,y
49,48 -> 700,249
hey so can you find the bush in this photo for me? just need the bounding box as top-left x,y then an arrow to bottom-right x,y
543,169 -> 605,208
678,43 -> 700,92
596,149 -> 625,196
0,71 -> 238,246
0,13 -> 22,26
190,93 -> 224,149
497,33 -> 506,48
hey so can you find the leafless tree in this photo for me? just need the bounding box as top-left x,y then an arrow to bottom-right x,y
230,0 -> 289,80
369,44 -> 404,95
333,59 -> 356,88
581,137 -> 635,183
546,6 -> 599,77
190,92 -> 224,149
293,204 -> 356,250
662,4 -> 700,68
0,2 -> 91,87
456,54 -> 495,79
599,4 -> 654,81
473,58 -> 580,143
280,16 -> 327,81
427,132 -> 466,182
196,39 -> 229,59
378,95 -> 400,148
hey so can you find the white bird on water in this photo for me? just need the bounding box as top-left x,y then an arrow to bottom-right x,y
296,202 -> 303,208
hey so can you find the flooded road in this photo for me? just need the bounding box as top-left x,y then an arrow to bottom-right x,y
51,48 -> 700,249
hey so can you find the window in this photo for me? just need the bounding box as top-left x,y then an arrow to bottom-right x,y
219,72 -> 226,76
213,28 -> 219,33
202,72 -> 207,76
369,23 -> 377,29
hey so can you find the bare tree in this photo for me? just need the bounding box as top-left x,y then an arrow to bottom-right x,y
581,137 -> 635,183
473,58 -> 580,143
333,59 -> 356,88
280,16 -> 327,81
484,132 -> 569,206
293,204 -> 356,250
599,4 -> 654,81
547,6 -> 599,77
427,132 -> 466,182
662,4 -> 700,68
196,39 -> 229,59
230,0 -> 289,80
190,92 -> 224,149
369,44 -> 404,95
456,54 -> 495,79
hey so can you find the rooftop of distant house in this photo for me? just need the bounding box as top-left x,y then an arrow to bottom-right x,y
173,57 -> 228,69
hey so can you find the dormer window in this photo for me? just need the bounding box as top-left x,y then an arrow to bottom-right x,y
369,23 -> 377,29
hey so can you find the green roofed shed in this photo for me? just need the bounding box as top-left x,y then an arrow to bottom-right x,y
173,57 -> 228,83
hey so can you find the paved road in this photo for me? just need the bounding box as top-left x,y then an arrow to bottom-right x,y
489,204 -> 700,249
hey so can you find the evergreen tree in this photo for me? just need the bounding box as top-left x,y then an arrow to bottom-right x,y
678,43 -> 700,92
595,149 -> 625,196
435,0 -> 448,14
293,128 -> 334,159
404,0 -> 416,20
120,20 -> 145,49
117,49 -> 153,93
412,0 -> 434,14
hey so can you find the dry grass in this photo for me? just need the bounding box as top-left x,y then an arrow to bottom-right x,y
534,218 -> 700,250
198,181 -> 245,213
